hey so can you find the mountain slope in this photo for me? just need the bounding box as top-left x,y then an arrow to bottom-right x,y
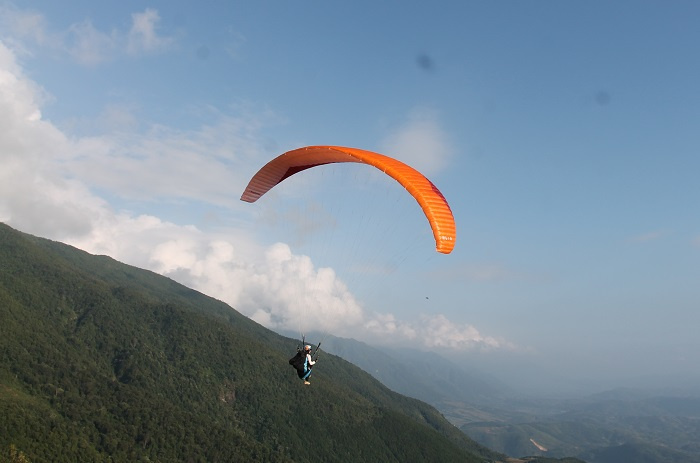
0,223 -> 502,462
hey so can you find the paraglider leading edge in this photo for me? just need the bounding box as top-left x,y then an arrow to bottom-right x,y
240,145 -> 456,254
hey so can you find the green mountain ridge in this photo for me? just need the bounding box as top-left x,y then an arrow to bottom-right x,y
0,223 -> 512,462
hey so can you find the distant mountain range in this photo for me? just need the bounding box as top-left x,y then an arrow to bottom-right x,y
318,336 -> 511,407
309,330 -> 700,463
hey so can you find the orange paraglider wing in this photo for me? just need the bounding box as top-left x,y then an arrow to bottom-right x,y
240,145 -> 456,254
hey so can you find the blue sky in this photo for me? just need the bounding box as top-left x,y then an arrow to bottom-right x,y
1,1 -> 699,393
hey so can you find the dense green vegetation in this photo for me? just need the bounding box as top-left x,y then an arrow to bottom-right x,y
1,223 -> 507,462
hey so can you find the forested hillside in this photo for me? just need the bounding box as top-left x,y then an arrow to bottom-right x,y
0,223 -> 503,462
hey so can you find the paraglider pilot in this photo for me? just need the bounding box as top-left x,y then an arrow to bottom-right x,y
289,345 -> 316,385
301,345 -> 316,384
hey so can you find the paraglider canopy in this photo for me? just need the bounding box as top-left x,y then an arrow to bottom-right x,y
240,145 -> 456,254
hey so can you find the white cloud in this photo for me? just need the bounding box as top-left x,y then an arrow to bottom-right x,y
222,242 -> 366,333
418,314 -> 508,350
61,108 -> 280,212
62,20 -> 121,66
0,38 -> 509,354
65,19 -> 118,66
380,107 -> 452,177
94,103 -> 141,132
0,5 -> 49,49
1,6 -> 174,65
127,9 -> 174,55
362,312 -> 510,351
0,43 -> 45,119
0,40 -> 101,237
